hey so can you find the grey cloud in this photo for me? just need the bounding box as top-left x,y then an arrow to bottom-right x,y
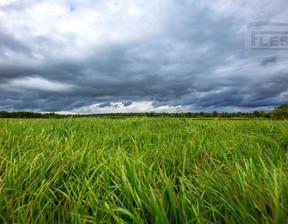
260,56 -> 278,66
122,101 -> 133,107
0,28 -> 32,56
0,0 -> 288,113
98,102 -> 112,108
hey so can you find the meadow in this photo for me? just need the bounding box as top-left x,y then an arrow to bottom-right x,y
0,118 -> 288,223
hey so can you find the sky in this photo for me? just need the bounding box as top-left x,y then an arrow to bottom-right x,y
0,0 -> 288,113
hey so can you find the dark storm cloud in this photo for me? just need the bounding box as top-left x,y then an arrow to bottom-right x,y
260,56 -> 278,66
0,0 -> 288,113
122,101 -> 133,107
0,28 -> 31,56
98,102 -> 112,108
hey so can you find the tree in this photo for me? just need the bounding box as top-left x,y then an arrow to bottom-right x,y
253,111 -> 260,117
212,111 -> 218,117
272,104 -> 288,119
259,110 -> 266,118
222,112 -> 229,118
235,112 -> 242,117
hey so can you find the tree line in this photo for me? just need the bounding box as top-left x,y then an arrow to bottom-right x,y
0,104 -> 287,119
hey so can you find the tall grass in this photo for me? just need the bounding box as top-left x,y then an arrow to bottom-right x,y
0,118 -> 288,223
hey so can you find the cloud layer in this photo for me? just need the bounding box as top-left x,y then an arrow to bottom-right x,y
0,0 -> 288,113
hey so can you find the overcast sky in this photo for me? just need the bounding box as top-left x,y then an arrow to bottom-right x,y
0,0 -> 288,113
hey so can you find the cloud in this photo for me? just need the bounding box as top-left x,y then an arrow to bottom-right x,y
4,77 -> 75,92
260,56 -> 278,66
63,101 -> 184,114
0,0 -> 288,113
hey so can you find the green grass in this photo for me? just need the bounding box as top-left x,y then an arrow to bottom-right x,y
0,118 -> 288,223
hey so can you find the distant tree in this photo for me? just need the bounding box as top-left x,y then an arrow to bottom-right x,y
253,111 -> 260,117
235,112 -> 242,117
212,111 -> 218,117
272,104 -> 288,119
264,113 -> 271,119
222,112 -> 229,118
187,112 -> 193,118
259,110 -> 266,118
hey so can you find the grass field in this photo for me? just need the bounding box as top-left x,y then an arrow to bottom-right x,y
0,118 -> 288,223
